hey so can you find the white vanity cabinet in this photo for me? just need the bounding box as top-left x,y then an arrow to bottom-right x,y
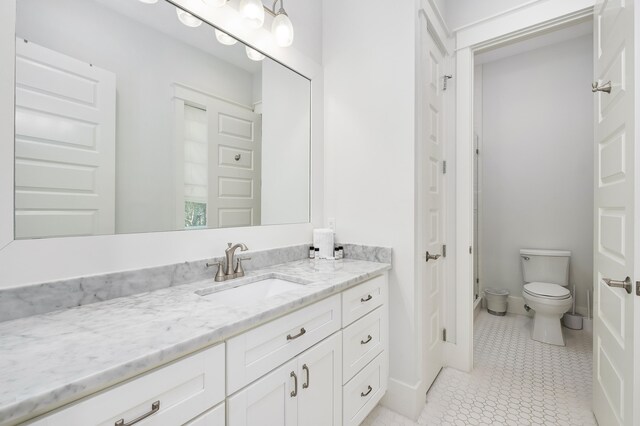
27,344 -> 225,426
227,332 -> 342,426
23,272 -> 388,426
228,273 -> 388,426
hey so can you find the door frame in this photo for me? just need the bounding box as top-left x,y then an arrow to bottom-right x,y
450,0 -> 595,372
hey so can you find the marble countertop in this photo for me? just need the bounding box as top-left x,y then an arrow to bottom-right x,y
0,258 -> 390,425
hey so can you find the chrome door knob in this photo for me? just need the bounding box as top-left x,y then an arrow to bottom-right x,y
425,251 -> 441,262
602,277 -> 632,294
592,80 -> 612,93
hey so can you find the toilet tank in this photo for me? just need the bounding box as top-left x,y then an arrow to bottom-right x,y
520,249 -> 571,286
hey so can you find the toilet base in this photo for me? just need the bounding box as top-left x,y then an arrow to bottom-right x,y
522,291 -> 573,347
531,311 -> 566,346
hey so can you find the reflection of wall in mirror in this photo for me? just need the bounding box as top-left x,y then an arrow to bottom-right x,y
16,0 -> 259,234
261,60 -> 311,225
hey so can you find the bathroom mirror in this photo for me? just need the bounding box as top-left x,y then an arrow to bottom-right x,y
13,0 -> 311,239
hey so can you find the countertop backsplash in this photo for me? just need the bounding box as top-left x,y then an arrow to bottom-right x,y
0,243 -> 391,322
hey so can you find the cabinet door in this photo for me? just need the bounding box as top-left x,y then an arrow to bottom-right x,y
297,332 -> 342,426
228,359 -> 298,426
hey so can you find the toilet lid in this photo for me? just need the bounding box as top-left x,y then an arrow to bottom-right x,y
524,282 -> 571,299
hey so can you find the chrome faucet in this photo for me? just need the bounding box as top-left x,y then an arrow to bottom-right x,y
207,242 -> 250,282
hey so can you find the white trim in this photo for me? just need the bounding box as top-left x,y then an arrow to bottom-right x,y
451,0 -> 541,33
419,0 -> 454,55
0,0 -> 323,287
451,0 -> 596,373
456,0 -> 595,50
0,0 -> 14,253
380,377 -> 425,421
174,82 -> 254,112
451,46 -> 474,373
426,0 -> 451,38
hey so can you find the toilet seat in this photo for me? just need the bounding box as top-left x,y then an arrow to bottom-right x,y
523,282 -> 570,300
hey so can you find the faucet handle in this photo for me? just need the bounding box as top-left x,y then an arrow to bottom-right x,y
235,257 -> 252,276
227,242 -> 233,248
206,261 -> 225,282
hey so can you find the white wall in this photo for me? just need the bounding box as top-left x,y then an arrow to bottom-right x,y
0,0 -> 323,287
261,60 -> 311,225
17,0 -> 256,234
323,0 -> 421,415
477,35 -> 593,312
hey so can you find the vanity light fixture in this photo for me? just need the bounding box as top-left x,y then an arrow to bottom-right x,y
138,0 -> 158,3
245,46 -> 265,61
209,0 -> 228,6
239,0 -> 265,28
176,8 -> 203,28
269,0 -> 294,47
215,29 -> 238,46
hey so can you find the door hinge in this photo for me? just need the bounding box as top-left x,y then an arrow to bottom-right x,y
636,281 -> 640,296
443,75 -> 453,91
476,148 -> 480,155
469,246 -> 472,254
442,244 -> 447,258
442,328 -> 447,341
476,278 -> 480,284
443,160 -> 447,174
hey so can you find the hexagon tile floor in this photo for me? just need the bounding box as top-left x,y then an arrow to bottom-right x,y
363,310 -> 596,426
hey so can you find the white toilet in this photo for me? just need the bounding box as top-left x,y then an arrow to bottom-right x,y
520,249 -> 573,346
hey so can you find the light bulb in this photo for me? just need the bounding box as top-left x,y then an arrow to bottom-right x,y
176,8 -> 202,28
239,0 -> 265,28
138,0 -> 158,3
245,46 -> 265,61
215,29 -> 237,46
272,12 -> 293,47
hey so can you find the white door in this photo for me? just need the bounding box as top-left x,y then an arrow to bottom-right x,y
297,333 -> 342,426
14,38 -> 116,238
592,0 -> 637,425
228,359 -> 297,426
208,98 -> 262,228
174,86 -> 261,230
419,18 -> 446,388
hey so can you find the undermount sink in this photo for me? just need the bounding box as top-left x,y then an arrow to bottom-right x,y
197,278 -> 304,306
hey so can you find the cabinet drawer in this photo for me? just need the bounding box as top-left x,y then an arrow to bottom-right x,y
343,353 -> 387,426
184,402 -> 225,426
28,344 -> 225,426
342,307 -> 384,383
227,294 -> 341,395
342,275 -> 386,326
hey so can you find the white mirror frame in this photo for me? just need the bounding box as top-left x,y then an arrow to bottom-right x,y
0,0 -> 323,287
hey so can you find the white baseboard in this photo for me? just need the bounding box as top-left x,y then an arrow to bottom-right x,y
380,377 -> 425,421
473,297 -> 482,320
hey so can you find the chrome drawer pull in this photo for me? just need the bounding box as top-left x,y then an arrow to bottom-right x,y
290,371 -> 298,397
361,385 -> 373,397
302,364 -> 310,389
115,401 -> 160,426
361,335 -> 372,345
361,294 -> 373,303
287,327 -> 306,340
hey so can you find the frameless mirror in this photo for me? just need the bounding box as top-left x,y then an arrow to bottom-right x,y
14,0 -> 311,239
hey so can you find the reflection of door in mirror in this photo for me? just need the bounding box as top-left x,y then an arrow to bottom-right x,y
14,39 -> 116,239
175,85 -> 262,230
